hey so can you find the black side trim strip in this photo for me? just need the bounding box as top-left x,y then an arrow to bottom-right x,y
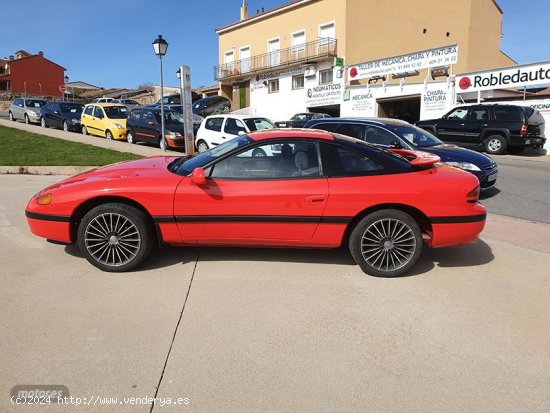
430,213 -> 486,224
153,215 -> 353,224
25,210 -> 71,222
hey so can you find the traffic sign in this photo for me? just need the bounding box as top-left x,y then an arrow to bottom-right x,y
59,84 -> 67,93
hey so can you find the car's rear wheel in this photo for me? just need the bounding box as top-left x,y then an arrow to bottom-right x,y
252,148 -> 267,157
106,130 -> 114,140
63,121 -> 69,132
40,117 -> 47,128
349,209 -> 423,277
484,135 -> 507,155
24,114 -> 30,124
82,125 -> 88,135
221,105 -> 229,113
77,203 -> 154,272
9,111 -> 15,121
197,140 -> 209,153
127,130 -> 135,144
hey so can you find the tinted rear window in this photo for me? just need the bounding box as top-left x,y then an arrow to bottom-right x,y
493,106 -> 523,122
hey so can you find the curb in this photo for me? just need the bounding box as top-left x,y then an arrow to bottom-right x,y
0,165 -> 96,175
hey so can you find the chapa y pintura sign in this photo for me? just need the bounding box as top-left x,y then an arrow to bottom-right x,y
348,45 -> 458,80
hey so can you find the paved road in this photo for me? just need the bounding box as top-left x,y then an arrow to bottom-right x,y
1,174 -> 549,412
482,155 -> 550,224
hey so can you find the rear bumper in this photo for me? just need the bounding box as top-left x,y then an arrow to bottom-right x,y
429,209 -> 486,248
25,210 -> 72,244
509,136 -> 546,148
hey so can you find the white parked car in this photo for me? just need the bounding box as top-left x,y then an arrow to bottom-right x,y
195,114 -> 275,153
90,97 -> 115,104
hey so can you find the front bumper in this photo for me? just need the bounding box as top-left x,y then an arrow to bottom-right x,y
25,210 -> 72,244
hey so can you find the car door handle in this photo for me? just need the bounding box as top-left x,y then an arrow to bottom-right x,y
305,195 -> 326,203
459,123 -> 465,126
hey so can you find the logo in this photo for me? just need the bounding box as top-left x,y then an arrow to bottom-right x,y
349,67 -> 358,78
459,77 -> 471,90
307,88 -> 313,98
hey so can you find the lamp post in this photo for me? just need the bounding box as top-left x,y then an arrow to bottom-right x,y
64,75 -> 69,101
152,35 -> 169,151
177,66 -> 195,155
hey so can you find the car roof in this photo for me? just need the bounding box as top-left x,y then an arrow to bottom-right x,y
306,117 -> 412,127
204,114 -> 268,120
248,129 -> 334,141
85,103 -> 126,108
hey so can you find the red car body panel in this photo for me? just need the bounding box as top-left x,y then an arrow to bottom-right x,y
25,131 -> 486,255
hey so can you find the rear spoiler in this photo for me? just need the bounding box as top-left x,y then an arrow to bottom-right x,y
388,149 -> 441,168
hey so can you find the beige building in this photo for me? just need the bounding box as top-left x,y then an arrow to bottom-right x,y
215,0 -> 516,121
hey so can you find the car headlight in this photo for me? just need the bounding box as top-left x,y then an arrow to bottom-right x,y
167,131 -> 182,138
446,161 -> 481,172
113,123 -> 123,129
71,118 -> 79,123
30,112 -> 39,117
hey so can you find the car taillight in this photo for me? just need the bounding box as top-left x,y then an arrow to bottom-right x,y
520,124 -> 528,137
466,185 -> 480,203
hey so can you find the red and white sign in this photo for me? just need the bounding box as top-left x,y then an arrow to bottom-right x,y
59,84 -> 67,93
456,61 -> 550,93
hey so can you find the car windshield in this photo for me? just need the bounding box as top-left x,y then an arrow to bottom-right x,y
244,118 -> 275,131
60,103 -> 83,113
170,135 -> 253,176
154,110 -> 184,125
291,113 -> 313,121
104,106 -> 128,119
26,100 -> 47,108
387,124 -> 443,148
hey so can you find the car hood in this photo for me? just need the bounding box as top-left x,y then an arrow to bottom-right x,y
420,144 -> 494,166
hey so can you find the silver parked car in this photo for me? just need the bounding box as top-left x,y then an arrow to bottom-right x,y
9,98 -> 48,124
112,98 -> 140,112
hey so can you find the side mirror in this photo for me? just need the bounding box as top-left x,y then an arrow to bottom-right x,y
191,167 -> 206,185
237,130 -> 245,136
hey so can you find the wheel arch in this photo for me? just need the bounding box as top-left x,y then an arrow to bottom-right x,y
481,128 -> 509,142
341,203 -> 432,247
70,196 -> 158,244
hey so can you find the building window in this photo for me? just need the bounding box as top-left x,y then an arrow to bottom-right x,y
268,79 -> 279,93
268,38 -> 280,67
319,22 -> 335,46
292,75 -> 304,90
240,46 -> 251,73
319,69 -> 333,85
291,31 -> 306,53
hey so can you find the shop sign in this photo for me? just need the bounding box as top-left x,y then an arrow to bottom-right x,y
420,85 -> 451,119
342,88 -> 375,114
348,45 -> 458,80
251,67 -> 304,91
305,83 -> 343,107
456,62 -> 550,93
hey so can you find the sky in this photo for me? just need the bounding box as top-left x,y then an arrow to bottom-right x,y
1,0 -> 549,90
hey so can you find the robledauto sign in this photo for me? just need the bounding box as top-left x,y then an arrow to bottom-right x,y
348,45 -> 458,80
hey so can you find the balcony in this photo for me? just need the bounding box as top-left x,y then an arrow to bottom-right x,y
214,38 -> 337,82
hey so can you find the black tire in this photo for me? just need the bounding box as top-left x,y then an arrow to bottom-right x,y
126,129 -> 135,144
105,130 -> 114,140
484,134 -> 507,155
252,148 -> 267,157
9,111 -> 15,121
63,121 -> 69,132
40,117 -> 47,128
77,203 -> 154,272
196,140 -> 209,153
82,125 -> 88,135
349,209 -> 423,277
24,114 -> 30,124
221,105 -> 229,113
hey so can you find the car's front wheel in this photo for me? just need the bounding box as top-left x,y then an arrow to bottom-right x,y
77,203 -> 154,272
63,121 -> 69,132
40,117 -> 47,128
105,130 -> 114,140
349,209 -> 423,277
24,114 -> 30,124
196,140 -> 209,153
484,135 -> 507,155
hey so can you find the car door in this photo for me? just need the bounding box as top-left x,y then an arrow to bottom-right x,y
173,140 -> 328,244
92,106 -> 106,136
436,107 -> 468,143
51,103 -> 63,128
138,109 -> 159,143
463,106 -> 489,146
203,116 -> 225,146
14,99 -> 24,120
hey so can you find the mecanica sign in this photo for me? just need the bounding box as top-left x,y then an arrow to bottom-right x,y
348,45 -> 458,80
456,61 -> 550,93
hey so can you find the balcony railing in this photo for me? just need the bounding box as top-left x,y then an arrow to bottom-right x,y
214,38 -> 337,81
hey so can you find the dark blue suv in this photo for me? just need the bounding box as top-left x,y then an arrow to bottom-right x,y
304,117 -> 498,191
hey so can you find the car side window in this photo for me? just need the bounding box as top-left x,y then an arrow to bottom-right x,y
224,118 -> 247,135
130,109 -> 142,121
320,143 -> 384,176
313,122 -> 339,132
446,107 -> 468,120
205,117 -> 223,132
84,106 -> 94,116
468,107 -> 490,121
93,106 -> 104,118
494,106 -> 522,122
364,126 -> 400,146
334,123 -> 366,140
210,141 -> 321,179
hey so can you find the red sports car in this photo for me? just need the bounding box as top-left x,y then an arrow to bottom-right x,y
25,129 -> 486,277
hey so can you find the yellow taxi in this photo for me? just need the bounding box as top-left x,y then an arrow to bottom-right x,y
80,103 -> 128,140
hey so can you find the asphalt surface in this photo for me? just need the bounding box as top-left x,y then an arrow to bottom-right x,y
1,174 -> 549,412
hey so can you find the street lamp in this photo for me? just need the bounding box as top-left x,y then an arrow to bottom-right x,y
64,75 -> 69,101
152,34 -> 169,151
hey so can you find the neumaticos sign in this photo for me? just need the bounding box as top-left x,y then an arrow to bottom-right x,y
456,62 -> 550,93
